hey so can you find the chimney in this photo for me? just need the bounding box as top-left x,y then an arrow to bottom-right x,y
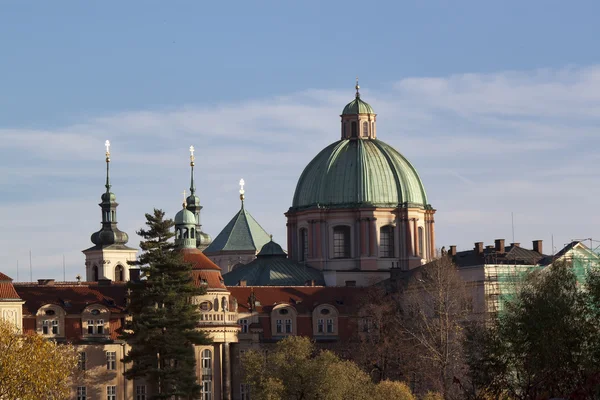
495,239 -> 505,254
238,280 -> 247,287
129,268 -> 140,282
474,242 -> 483,255
510,242 -> 520,248
532,240 -> 543,254
37,279 -> 55,286
449,245 -> 457,256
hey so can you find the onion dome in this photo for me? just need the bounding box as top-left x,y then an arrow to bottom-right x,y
87,140 -> 133,250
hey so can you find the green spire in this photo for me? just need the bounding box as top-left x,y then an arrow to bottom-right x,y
105,140 -> 111,193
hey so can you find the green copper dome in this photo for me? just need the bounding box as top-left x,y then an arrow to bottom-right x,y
175,208 -> 196,225
291,139 -> 429,210
342,96 -> 375,115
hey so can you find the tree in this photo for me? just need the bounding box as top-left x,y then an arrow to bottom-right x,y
374,380 -> 415,400
242,336 -> 375,400
398,256 -> 471,399
0,319 -> 78,400
465,261 -> 598,399
121,209 -> 211,399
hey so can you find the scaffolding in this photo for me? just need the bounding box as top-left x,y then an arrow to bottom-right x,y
484,239 -> 600,315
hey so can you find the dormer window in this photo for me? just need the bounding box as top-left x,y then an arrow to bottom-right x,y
271,305 -> 297,336
313,305 -> 339,336
83,306 -> 110,336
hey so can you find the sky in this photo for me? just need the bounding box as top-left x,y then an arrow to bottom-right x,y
1,1 -> 600,281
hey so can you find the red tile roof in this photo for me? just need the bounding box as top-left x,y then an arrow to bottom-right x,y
14,283 -> 127,315
0,282 -> 21,300
228,286 -> 363,314
192,270 -> 227,290
181,248 -> 222,271
0,272 -> 13,281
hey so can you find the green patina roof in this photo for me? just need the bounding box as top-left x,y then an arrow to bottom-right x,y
174,208 -> 196,225
342,96 -> 375,115
291,139 -> 429,210
222,241 -> 325,286
204,205 -> 271,253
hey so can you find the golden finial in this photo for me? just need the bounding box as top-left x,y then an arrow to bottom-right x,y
239,178 -> 245,203
182,189 -> 187,208
355,77 -> 360,97
189,145 -> 195,166
105,140 -> 111,162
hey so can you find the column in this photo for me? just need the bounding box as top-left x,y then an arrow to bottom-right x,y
222,343 -> 231,400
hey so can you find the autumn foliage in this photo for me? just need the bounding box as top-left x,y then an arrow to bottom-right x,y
0,319 -> 78,400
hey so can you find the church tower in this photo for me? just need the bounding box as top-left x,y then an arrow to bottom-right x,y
185,146 -> 213,251
82,140 -> 137,282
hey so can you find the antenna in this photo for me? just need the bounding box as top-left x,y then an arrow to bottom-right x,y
29,250 -> 32,282
511,212 -> 515,243
16,260 -> 19,282
63,254 -> 66,282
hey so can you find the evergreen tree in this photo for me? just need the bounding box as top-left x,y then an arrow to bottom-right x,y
121,209 -> 211,399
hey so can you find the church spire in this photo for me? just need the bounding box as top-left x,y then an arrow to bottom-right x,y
189,145 -> 196,195
355,76 -> 360,98
90,140 -> 130,248
184,146 -> 212,250
239,178 -> 245,208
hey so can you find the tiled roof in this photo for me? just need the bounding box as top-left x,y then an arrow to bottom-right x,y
228,286 -> 362,314
0,283 -> 20,300
181,248 -> 222,271
192,270 -> 226,290
453,244 -> 545,268
223,255 -> 325,286
0,272 -> 13,281
204,205 -> 271,254
14,283 -> 127,315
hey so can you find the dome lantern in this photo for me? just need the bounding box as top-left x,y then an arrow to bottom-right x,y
340,79 -> 377,140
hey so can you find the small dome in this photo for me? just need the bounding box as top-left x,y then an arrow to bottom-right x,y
342,97 -> 375,115
292,139 -> 428,210
258,240 -> 286,257
91,229 -> 129,246
198,231 -> 212,245
175,208 -> 196,225
101,192 -> 116,202
186,194 -> 200,207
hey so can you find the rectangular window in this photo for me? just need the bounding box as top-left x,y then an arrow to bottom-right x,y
52,320 -> 59,334
276,319 -> 283,334
77,386 -> 87,400
300,228 -> 308,262
380,226 -> 395,258
201,380 -> 212,400
136,385 -> 147,400
106,351 -> 117,370
240,319 -> 248,333
241,383 -> 251,400
78,351 -> 87,371
42,320 -> 49,334
333,226 -> 350,258
317,319 -> 324,333
418,227 -> 424,258
285,319 -> 292,334
87,319 -> 94,334
326,319 -> 334,333
97,319 -> 104,334
107,385 -> 116,400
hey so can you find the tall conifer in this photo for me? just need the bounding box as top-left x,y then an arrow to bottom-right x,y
121,209 -> 211,399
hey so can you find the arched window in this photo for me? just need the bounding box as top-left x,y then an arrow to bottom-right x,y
299,228 -> 308,262
333,226 -> 351,258
380,225 -> 395,258
111,210 -> 116,221
191,228 -> 196,239
362,121 -> 369,137
176,229 -> 181,239
201,349 -> 213,400
92,265 -> 99,282
351,121 -> 357,138
115,265 -> 124,282
343,122 -> 347,138
183,228 -> 189,239
418,227 -> 424,258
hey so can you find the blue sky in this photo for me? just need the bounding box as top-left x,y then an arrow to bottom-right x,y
1,1 -> 600,280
